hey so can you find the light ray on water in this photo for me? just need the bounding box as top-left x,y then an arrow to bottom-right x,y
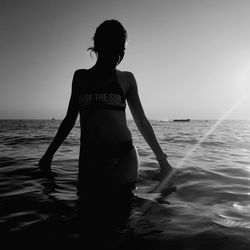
141,94 -> 248,213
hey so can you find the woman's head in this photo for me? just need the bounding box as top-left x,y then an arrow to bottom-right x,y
89,19 -> 128,66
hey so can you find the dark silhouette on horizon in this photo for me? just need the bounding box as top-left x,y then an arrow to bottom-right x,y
173,119 -> 190,122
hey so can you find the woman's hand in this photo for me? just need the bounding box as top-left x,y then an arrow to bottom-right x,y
153,157 -> 173,182
38,154 -> 53,173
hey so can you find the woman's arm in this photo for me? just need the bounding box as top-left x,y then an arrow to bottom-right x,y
126,72 -> 172,176
39,71 -> 80,171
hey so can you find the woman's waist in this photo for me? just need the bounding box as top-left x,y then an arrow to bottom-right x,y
80,126 -> 132,145
81,138 -> 134,155
79,110 -> 130,135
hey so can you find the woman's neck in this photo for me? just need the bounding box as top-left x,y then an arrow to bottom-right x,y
92,62 -> 116,73
94,56 -> 118,70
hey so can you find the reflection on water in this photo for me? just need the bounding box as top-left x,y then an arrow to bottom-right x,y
0,119 -> 250,249
213,202 -> 250,229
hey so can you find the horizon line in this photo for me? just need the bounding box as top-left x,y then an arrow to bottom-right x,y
0,118 -> 249,121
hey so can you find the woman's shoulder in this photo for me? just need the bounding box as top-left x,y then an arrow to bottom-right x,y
74,68 -> 88,76
116,69 -> 135,78
116,70 -> 137,97
72,69 -> 90,84
71,69 -> 90,90
116,70 -> 136,87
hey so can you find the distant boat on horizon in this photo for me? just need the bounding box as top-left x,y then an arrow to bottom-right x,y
173,119 -> 190,122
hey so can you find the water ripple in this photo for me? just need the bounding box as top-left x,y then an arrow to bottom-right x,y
1,119 -> 250,248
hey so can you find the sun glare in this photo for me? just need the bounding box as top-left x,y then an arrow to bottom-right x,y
141,94 -> 248,214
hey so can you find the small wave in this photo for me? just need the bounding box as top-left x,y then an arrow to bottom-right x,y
200,140 -> 228,147
163,137 -> 228,148
163,137 -> 199,144
0,157 -> 20,167
0,135 -> 54,146
212,202 -> 250,229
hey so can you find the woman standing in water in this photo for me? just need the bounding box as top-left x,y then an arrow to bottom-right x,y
39,19 -> 173,246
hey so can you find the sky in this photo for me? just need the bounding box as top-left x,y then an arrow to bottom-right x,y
1,0 -> 250,120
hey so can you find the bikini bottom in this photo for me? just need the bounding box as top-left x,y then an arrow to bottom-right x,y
77,139 -> 135,192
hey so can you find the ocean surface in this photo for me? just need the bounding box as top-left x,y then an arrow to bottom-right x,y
0,119 -> 250,249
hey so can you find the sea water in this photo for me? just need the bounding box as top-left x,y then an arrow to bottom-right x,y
0,119 -> 250,249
